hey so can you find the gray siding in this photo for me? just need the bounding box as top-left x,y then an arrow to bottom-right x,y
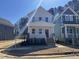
0,24 -> 14,40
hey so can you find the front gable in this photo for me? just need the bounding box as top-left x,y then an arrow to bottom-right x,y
54,7 -> 79,24
34,6 -> 52,17
27,6 -> 53,23
61,7 -> 78,16
63,8 -> 75,15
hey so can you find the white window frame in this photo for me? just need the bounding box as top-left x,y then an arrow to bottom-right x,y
65,15 -> 70,21
39,29 -> 42,34
70,15 -> 73,21
45,17 -> 48,22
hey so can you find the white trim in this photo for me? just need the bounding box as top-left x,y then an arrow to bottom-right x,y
65,26 -> 68,38
64,24 -> 79,27
76,28 -> 78,38
55,7 -> 79,22
70,15 -> 73,21
61,7 -> 78,16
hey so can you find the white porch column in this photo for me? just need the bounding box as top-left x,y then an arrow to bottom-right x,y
65,26 -> 68,38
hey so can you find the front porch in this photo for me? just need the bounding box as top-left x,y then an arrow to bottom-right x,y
27,21 -> 55,45
62,24 -> 79,45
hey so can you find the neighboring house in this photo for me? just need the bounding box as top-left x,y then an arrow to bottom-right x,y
0,18 -> 14,40
16,6 -> 55,44
54,7 -> 79,45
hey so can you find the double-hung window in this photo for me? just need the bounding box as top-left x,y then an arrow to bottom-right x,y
45,17 -> 48,22
39,17 -> 42,21
32,29 -> 35,34
70,15 -> 73,21
39,29 -> 42,34
65,15 -> 70,21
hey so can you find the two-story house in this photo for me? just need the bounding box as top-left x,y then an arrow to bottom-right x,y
27,7 -> 55,45
54,7 -> 79,45
16,6 -> 55,45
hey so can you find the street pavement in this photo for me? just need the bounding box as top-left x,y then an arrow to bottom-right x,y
0,54 -> 79,59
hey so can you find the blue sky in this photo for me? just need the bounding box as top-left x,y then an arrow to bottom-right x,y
0,0 -> 71,24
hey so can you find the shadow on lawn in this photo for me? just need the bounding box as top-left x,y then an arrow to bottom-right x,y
1,41 -> 56,57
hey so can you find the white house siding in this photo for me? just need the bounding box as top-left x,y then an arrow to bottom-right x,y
27,7 -> 54,39
27,7 -> 53,23
28,26 -> 54,39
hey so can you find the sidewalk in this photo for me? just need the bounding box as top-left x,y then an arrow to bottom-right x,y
0,53 -> 79,59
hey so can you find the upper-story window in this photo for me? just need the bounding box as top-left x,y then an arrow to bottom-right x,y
39,17 -> 42,21
73,16 -> 76,20
76,16 -> 79,23
65,15 -> 70,21
70,15 -> 73,21
45,17 -> 48,22
62,15 -> 73,21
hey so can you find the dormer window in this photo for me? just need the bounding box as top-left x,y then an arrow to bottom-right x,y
39,17 -> 42,21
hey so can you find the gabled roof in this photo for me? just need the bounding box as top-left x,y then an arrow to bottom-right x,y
61,7 -> 78,16
37,6 -> 53,15
0,18 -> 14,27
54,7 -> 79,22
27,6 -> 53,17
